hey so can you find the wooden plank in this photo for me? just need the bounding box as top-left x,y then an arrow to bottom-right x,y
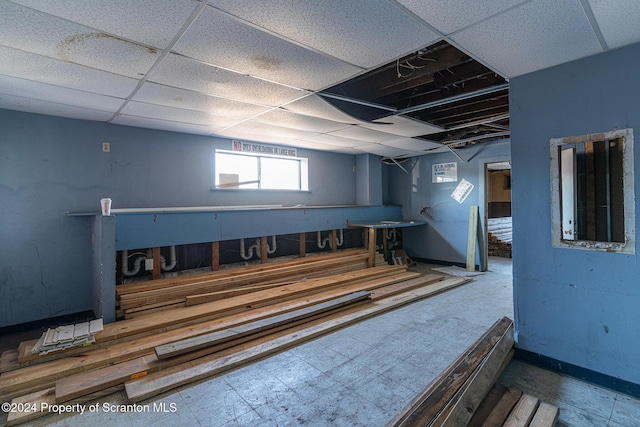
152,247 -> 161,280
438,323 -> 515,426
5,387 -> 55,426
6,385 -> 123,426
476,386 -> 522,427
212,241 -> 219,271
125,276 -> 475,403
369,274 -> 443,299
55,355 -> 155,403
0,349 -> 19,373
503,394 -> 540,427
385,316 -> 512,427
184,281 -> 301,307
155,291 -> 371,360
466,383 -> 508,427
429,343 -> 514,427
467,205 -> 479,272
529,402 -> 559,427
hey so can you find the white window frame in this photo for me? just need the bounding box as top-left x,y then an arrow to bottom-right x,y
215,149 -> 309,191
550,128 -> 635,254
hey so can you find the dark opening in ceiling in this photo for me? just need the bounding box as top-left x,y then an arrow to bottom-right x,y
319,41 -> 509,149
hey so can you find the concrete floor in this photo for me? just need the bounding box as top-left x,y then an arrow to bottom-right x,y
3,257 -> 639,426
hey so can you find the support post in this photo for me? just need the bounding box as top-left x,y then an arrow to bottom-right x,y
466,206 -> 479,272
211,241 -> 219,271
299,233 -> 306,257
260,236 -> 268,264
152,247 -> 161,280
368,227 -> 376,268
331,229 -> 338,252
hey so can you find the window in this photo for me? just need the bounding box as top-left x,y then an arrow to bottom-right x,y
550,128 -> 634,253
215,150 -> 308,191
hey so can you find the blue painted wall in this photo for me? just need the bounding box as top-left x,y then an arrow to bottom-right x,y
510,42 -> 640,384
0,109 -> 358,327
387,141 -> 510,265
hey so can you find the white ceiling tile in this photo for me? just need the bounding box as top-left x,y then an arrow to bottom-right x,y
119,101 -> 246,128
209,0 -> 439,69
331,147 -> 362,155
0,74 -> 124,112
133,82 -> 271,118
588,0 -> 640,49
286,139 -> 341,151
0,2 -> 158,78
0,93 -> 114,121
251,109 -> 352,133
148,53 -> 307,107
381,137 -> 443,152
0,46 -> 139,98
283,95 -> 359,124
306,133 -> 364,148
450,0 -> 603,78
173,7 -> 363,90
112,115 -> 222,135
353,144 -> 409,158
359,115 -> 443,137
397,0 -> 528,35
224,120 -> 322,141
328,126 -> 399,143
10,0 -> 199,49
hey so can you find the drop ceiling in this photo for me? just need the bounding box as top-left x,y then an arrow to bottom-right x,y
1,0 -> 639,160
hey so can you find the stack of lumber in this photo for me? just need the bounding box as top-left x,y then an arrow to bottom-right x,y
116,248 -> 384,319
488,217 -> 512,258
386,316 -> 559,427
1,251 -> 474,426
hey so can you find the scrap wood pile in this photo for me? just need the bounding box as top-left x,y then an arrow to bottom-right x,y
0,248 -> 473,426
387,316 -> 559,427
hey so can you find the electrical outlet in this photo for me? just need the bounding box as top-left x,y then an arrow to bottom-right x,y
102,142 -> 110,152
145,259 -> 154,271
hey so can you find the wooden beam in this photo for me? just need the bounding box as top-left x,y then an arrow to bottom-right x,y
438,323 -> 515,426
466,206 -> 479,272
260,236 -> 268,264
331,229 -> 338,252
211,241 -> 219,271
476,386 -> 522,427
386,317 -> 513,427
368,227 -> 377,267
503,394 -> 540,427
152,247 -> 161,280
530,401 -> 559,427
299,233 -> 306,257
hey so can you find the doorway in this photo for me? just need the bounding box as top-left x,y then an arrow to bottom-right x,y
485,161 -> 512,263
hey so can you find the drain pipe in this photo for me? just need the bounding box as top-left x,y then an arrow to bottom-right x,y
317,231 -> 331,249
161,245 -> 177,271
240,238 -> 260,260
266,235 -> 277,255
121,250 -> 147,277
